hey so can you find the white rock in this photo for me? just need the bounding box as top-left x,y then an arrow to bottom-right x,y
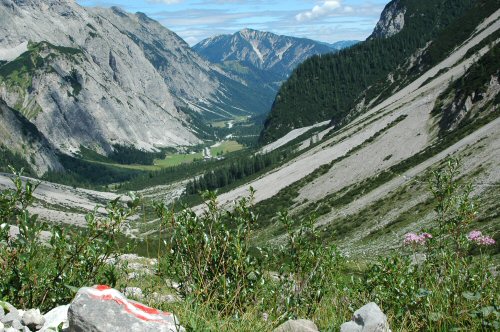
21,309 -> 46,331
340,302 -> 391,332
123,287 -> 144,300
273,319 -> 319,332
40,305 -> 69,332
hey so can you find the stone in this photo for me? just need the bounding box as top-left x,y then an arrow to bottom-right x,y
0,321 -> 4,332
68,285 -> 184,332
148,293 -> 180,304
0,306 -> 4,321
123,287 -> 144,301
21,309 -> 46,331
5,327 -> 18,332
10,319 -> 23,330
273,319 -> 319,332
1,311 -> 20,326
340,302 -> 391,332
40,305 -> 69,332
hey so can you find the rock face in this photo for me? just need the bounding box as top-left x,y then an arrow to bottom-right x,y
0,100 -> 62,175
273,319 -> 319,332
368,0 -> 406,39
0,0 -> 265,169
340,302 -> 391,332
194,29 -> 336,83
67,285 -> 184,332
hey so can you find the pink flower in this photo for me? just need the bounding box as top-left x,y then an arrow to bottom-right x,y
467,230 -> 482,241
468,230 -> 496,246
404,232 -> 432,245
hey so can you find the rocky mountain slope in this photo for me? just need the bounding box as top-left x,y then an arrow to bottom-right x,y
194,30 -> 357,113
194,29 -> 342,83
193,5 -> 500,254
0,0 -> 267,173
259,0 -> 493,144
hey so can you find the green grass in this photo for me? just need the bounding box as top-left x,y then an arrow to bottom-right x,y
80,141 -> 245,172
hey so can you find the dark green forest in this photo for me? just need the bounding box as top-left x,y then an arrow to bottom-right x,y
259,0 -> 499,144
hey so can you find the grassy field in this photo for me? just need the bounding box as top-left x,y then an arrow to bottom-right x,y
86,140 -> 244,171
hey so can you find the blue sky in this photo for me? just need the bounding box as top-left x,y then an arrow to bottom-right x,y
76,0 -> 389,45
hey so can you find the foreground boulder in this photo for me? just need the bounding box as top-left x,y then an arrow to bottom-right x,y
273,319 -> 319,332
68,285 -> 184,332
340,302 -> 391,332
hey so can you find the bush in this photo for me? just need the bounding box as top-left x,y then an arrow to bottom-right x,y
270,211 -> 344,320
365,159 -> 499,330
155,189 -> 265,315
0,168 -> 139,311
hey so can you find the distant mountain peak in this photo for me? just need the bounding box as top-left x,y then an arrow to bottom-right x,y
368,0 -> 406,39
194,29 -> 344,80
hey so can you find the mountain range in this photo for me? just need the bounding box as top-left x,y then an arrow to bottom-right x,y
0,0 -> 356,175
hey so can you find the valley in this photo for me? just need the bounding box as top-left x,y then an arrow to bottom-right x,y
0,0 -> 499,331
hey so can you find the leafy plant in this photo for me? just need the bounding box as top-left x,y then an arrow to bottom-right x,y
0,168 -> 139,310
155,189 -> 265,315
271,211 -> 344,320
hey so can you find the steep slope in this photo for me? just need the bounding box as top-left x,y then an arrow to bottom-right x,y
0,0 -> 266,169
0,99 -> 62,175
259,0 -> 497,144
192,8 -> 500,254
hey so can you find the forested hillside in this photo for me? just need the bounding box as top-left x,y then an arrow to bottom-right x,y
260,0 -> 498,144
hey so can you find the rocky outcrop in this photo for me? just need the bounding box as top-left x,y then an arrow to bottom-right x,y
0,0 -> 264,163
340,302 -> 391,332
368,1 -> 406,39
0,99 -> 62,175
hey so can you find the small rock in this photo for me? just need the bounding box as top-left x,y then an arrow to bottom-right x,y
68,285 -> 184,332
5,327 -> 19,332
0,321 -> 4,332
1,311 -> 20,326
21,309 -> 45,331
340,302 -> 391,332
0,307 -> 4,321
123,287 -> 144,301
11,319 -> 23,330
148,293 -> 180,304
273,319 -> 319,332
41,305 -> 69,332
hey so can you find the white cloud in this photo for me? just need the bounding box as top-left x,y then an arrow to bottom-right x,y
147,0 -> 183,4
343,6 -> 353,13
295,0 -> 341,22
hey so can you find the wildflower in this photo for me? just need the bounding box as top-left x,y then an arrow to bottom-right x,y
404,232 -> 431,245
467,230 -> 496,246
467,230 -> 482,241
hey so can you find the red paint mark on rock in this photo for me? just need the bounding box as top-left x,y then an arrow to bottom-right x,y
96,285 -> 112,291
83,285 -> 172,323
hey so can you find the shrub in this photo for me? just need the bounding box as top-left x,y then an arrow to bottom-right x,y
365,159 -> 499,330
271,211 -> 344,320
155,189 -> 265,315
0,168 -> 139,310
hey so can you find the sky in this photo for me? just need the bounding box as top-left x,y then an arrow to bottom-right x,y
76,0 -> 389,46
